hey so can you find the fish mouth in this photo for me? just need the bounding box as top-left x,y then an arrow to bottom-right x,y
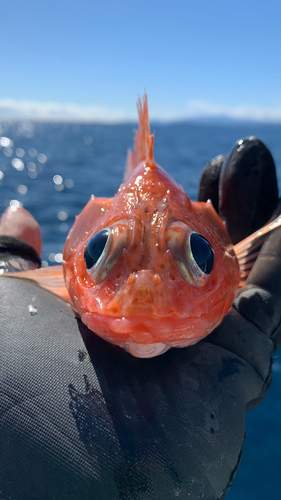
81,311 -> 216,348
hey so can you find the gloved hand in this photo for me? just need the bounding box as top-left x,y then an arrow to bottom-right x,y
0,137 -> 280,500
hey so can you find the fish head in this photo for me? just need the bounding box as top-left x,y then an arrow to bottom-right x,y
63,159 -> 240,357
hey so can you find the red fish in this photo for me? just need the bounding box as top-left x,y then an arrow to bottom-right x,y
8,95 -> 281,357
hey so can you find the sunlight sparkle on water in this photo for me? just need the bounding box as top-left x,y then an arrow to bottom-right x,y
28,171 -> 38,179
3,148 -> 13,157
84,135 -> 93,145
57,211 -> 68,221
0,137 -> 14,148
53,174 -> 64,191
11,158 -> 24,171
65,179 -> 74,188
38,153 -> 47,163
59,223 -> 69,232
54,253 -> 63,263
48,252 -> 63,263
28,148 -> 38,158
53,175 -> 63,185
17,185 -> 28,195
9,200 -> 23,208
27,162 -> 36,172
16,148 -> 25,158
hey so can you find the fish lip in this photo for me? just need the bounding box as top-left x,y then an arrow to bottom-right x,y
81,311 -> 215,346
82,311 -> 162,335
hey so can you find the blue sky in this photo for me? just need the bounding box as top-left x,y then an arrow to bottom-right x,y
1,0 -> 281,122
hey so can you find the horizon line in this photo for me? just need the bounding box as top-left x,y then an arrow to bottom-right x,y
1,98 -> 281,125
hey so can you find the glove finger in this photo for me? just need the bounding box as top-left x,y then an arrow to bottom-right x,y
197,154 -> 226,212
219,137 -> 278,244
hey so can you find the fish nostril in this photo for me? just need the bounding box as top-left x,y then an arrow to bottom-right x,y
169,272 -> 176,281
115,269 -> 121,279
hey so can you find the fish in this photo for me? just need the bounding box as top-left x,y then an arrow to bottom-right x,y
7,94 -> 281,358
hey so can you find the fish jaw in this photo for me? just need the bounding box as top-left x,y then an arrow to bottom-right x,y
79,314 -> 222,358
77,294 -> 229,357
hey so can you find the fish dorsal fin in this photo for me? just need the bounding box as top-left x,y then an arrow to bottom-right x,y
4,265 -> 70,302
124,93 -> 155,181
234,214 -> 281,285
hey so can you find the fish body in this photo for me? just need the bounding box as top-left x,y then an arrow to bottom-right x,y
63,96 -> 240,357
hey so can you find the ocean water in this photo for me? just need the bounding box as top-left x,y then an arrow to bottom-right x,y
0,119 -> 281,498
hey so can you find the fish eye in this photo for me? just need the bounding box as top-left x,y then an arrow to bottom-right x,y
83,222 -> 128,283
84,228 -> 110,271
189,233 -> 214,275
166,222 -> 215,286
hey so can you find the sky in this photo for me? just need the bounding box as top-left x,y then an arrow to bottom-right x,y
1,0 -> 281,122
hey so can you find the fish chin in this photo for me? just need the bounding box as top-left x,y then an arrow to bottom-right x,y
122,336 -> 205,358
123,342 -> 171,358
81,310 -> 219,357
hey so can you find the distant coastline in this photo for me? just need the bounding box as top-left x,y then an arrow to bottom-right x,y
1,117 -> 281,127
1,99 -> 281,125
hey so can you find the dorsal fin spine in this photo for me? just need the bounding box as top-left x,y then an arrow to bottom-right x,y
124,93 -> 155,181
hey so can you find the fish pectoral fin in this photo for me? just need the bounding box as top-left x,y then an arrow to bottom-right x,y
4,265 -> 70,302
234,214 -> 281,285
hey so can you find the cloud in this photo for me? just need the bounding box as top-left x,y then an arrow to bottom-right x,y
0,98 -> 133,123
0,97 -> 281,123
185,99 -> 281,122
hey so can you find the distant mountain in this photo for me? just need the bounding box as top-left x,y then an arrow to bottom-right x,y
151,115 -> 281,126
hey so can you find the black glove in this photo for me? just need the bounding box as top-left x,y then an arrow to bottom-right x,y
198,136 -> 278,244
0,137 -> 280,500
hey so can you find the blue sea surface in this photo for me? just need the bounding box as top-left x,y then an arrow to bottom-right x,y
0,119 -> 280,498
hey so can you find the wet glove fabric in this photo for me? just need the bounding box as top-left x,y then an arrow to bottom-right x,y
0,274 -> 276,500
